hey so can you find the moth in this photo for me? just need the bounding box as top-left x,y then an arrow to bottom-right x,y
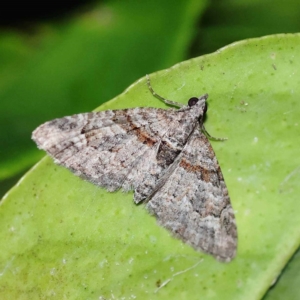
32,75 -> 237,262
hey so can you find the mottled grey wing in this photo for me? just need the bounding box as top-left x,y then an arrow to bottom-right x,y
146,128 -> 237,261
32,107 -> 196,203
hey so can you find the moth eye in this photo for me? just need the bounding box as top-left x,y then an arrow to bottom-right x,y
188,97 -> 199,107
203,102 -> 208,114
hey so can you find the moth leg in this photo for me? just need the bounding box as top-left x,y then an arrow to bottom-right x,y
201,124 -> 227,141
146,74 -> 184,108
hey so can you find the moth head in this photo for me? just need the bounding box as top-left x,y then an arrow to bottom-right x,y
188,94 -> 208,115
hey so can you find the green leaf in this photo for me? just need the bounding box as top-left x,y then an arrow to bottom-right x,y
1,33 -> 300,299
264,248 -> 300,300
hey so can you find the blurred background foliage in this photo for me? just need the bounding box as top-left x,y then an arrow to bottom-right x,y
1,0 -> 300,298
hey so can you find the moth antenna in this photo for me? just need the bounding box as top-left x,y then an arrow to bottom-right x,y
146,74 -> 183,108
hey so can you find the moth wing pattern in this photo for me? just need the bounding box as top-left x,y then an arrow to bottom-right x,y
32,106 -> 198,203
146,128 -> 237,261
